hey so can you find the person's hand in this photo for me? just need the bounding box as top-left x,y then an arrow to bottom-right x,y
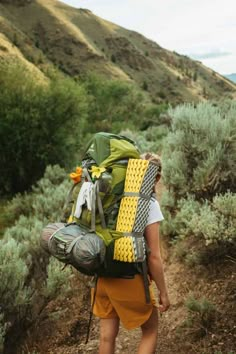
158,292 -> 170,312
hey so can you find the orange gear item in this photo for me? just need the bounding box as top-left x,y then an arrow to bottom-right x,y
70,167 -> 83,184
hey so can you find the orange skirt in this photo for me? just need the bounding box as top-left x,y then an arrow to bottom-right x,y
91,274 -> 156,330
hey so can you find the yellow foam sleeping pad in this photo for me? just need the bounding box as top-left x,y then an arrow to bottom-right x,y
124,159 -> 149,192
114,159 -> 152,262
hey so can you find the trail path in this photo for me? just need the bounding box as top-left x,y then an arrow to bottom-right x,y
21,247 -> 190,354
21,242 -> 236,354
20,182 -> 235,353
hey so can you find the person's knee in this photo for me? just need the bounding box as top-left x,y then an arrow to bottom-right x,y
100,328 -> 119,347
100,331 -> 117,344
100,318 -> 119,343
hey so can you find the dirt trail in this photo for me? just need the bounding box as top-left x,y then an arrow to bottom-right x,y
20,243 -> 236,354
19,182 -> 236,353
19,247 -> 188,354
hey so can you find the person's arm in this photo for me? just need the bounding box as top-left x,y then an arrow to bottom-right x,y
145,222 -> 170,312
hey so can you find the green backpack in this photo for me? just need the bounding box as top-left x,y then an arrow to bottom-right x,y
40,133 -> 159,344
42,132 -> 160,304
66,133 -> 140,241
58,132 -> 142,277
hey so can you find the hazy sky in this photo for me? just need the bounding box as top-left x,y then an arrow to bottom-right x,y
60,0 -> 236,75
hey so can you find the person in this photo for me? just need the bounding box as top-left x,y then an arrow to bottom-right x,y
91,152 -> 170,354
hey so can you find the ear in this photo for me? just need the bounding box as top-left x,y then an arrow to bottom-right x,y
156,174 -> 161,183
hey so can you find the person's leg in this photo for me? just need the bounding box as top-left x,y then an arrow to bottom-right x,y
138,308 -> 158,354
99,317 -> 120,354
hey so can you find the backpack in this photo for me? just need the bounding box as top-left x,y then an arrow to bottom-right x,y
66,132 -> 141,234
42,132 -> 159,285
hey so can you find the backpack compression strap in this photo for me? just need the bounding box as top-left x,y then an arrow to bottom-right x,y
89,179 -> 106,232
65,167 -> 107,231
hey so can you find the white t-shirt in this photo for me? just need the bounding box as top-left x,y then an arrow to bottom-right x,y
146,197 -> 164,226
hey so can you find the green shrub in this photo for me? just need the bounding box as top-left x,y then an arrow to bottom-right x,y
0,165 -> 73,350
161,192 -> 236,245
182,296 -> 216,338
111,54 -> 116,63
0,238 -> 30,314
0,62 -> 88,195
161,101 -> 236,251
4,216 -> 44,253
161,193 -> 201,240
83,74 -> 149,133
174,196 -> 201,239
191,194 -> 236,245
120,126 -> 169,154
43,258 -> 73,300
5,165 -> 70,223
213,191 -> 236,218
162,101 -> 236,200
140,103 -> 169,130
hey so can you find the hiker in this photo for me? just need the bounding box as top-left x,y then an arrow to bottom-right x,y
41,133 -> 170,353
91,152 -> 170,354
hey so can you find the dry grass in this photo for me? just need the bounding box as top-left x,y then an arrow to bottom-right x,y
0,32 -> 46,83
0,0 -> 235,103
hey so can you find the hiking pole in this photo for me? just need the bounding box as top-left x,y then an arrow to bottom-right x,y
85,275 -> 98,344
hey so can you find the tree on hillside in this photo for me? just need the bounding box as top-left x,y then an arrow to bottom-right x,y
0,63 -> 88,194
82,74 -> 146,133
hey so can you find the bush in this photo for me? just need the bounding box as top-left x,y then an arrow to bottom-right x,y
0,166 -> 73,351
4,216 -> 44,253
120,126 -> 169,155
160,101 -> 236,254
191,192 -> 236,245
0,62 -> 88,195
182,296 -> 216,338
43,258 -> 72,300
5,165 -> 70,222
140,103 -> 169,130
83,74 -> 147,133
162,101 -> 236,200
161,192 -> 236,245
0,238 -> 30,314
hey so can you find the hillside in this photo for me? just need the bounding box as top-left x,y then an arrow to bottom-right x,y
0,0 -> 235,104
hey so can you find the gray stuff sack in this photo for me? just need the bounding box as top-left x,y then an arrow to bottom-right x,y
41,223 -> 106,276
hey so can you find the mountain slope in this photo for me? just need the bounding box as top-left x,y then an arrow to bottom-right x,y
0,0 -> 235,104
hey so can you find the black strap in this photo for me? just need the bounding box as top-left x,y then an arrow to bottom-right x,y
95,181 -> 107,229
141,261 -> 151,304
85,275 -> 98,344
90,183 -> 96,232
